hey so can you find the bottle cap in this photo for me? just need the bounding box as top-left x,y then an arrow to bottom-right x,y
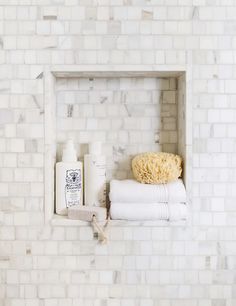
89,141 -> 102,155
62,139 -> 77,162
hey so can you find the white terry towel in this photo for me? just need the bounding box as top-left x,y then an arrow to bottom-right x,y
110,203 -> 187,221
109,179 -> 186,204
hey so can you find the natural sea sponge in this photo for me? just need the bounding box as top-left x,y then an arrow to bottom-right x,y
132,152 -> 182,184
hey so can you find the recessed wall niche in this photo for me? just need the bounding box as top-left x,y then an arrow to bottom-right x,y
44,69 -> 189,222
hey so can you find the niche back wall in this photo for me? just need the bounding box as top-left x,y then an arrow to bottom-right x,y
56,76 -> 179,180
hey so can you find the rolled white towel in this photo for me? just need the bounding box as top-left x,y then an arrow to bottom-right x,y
109,179 -> 186,204
110,202 -> 187,221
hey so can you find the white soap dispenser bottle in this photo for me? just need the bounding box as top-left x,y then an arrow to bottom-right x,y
56,139 -> 83,215
84,141 -> 106,207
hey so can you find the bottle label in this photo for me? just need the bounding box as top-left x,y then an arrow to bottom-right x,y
85,155 -> 106,207
65,169 -> 82,207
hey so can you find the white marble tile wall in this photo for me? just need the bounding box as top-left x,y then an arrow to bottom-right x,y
0,1 -> 236,306
56,77 -> 178,180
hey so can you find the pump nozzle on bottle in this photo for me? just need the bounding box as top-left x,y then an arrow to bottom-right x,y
62,139 -> 77,163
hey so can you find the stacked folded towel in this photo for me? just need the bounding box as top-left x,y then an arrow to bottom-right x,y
109,179 -> 187,221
